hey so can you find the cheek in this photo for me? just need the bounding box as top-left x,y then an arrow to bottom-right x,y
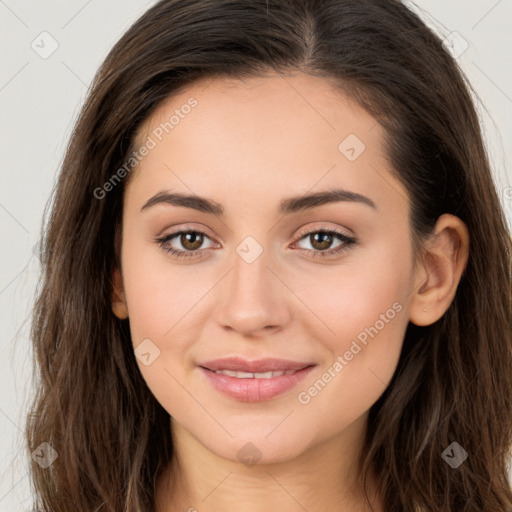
119,237 -> 216,405
293,238 -> 411,348
292,244 -> 411,430
120,235 -> 211,344
297,315 -> 408,442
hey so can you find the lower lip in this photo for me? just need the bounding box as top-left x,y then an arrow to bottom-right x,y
199,366 -> 315,402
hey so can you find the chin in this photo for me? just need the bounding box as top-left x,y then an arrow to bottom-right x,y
200,427 -> 317,466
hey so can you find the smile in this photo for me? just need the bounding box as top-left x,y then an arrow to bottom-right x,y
198,357 -> 316,401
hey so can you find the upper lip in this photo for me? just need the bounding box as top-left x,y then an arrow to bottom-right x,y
199,357 -> 314,373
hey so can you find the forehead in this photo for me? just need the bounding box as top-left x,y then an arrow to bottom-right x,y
126,72 -> 407,219
135,72 -> 375,150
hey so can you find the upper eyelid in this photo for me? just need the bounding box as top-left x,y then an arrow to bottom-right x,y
295,224 -> 353,239
161,220 -> 353,237
158,223 -> 218,241
161,225 -> 354,247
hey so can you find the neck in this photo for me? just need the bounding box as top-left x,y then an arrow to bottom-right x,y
156,413 -> 383,512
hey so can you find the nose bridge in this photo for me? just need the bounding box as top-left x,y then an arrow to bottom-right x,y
232,236 -> 270,295
214,234 -> 290,335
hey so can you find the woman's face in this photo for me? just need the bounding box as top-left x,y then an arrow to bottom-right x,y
116,72 -> 417,464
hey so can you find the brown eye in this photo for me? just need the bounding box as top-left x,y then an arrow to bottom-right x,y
309,232 -> 335,251
155,229 -> 216,259
180,231 -> 204,251
293,228 -> 356,259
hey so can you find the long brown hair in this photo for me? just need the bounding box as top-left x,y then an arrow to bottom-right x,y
27,1 -> 512,510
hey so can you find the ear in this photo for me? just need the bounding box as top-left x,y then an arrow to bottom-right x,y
111,266 -> 128,320
409,214 -> 469,326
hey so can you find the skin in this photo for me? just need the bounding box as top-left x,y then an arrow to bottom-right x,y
111,72 -> 469,512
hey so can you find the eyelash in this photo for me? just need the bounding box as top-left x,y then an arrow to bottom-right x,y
154,227 -> 356,260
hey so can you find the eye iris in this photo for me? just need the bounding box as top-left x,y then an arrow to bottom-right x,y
311,232 -> 333,250
181,232 -> 203,250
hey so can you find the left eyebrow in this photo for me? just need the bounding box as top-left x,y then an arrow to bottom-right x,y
140,187 -> 377,215
279,188 -> 377,214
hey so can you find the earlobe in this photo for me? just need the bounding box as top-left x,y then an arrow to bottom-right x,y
111,266 -> 129,320
409,214 -> 469,327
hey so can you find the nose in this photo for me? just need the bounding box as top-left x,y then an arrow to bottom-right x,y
214,244 -> 291,338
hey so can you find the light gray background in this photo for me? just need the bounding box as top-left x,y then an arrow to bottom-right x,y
1,1 -> 511,509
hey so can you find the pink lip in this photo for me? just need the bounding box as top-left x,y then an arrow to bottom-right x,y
198,357 -> 316,402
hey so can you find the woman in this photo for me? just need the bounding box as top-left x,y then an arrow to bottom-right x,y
27,0 -> 512,511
